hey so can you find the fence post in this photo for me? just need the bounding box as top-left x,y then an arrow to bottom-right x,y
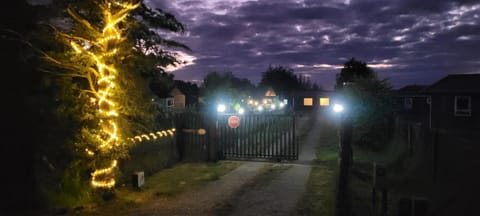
335,114 -> 353,216
175,114 -> 185,162
204,113 -> 219,162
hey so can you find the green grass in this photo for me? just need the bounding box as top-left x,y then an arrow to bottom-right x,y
315,119 -> 339,163
76,161 -> 240,215
297,115 -> 338,216
298,164 -> 337,216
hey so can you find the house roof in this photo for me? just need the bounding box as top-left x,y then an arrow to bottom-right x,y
396,85 -> 428,95
157,86 -> 185,98
292,90 -> 332,97
424,73 -> 480,93
265,87 -> 277,97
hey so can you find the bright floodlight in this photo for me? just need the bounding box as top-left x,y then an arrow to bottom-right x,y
271,104 -> 276,110
279,102 -> 285,107
217,104 -> 226,113
333,104 -> 344,113
257,106 -> 263,111
238,108 -> 245,115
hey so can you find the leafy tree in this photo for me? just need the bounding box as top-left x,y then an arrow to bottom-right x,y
174,80 -> 199,106
2,0 -> 189,208
335,59 -> 394,150
201,71 -> 255,105
259,66 -> 300,97
259,65 -> 319,98
335,58 -> 375,90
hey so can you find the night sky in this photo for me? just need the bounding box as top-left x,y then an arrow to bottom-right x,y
148,0 -> 480,90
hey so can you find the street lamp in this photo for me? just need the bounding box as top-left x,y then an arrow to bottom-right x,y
333,104 -> 344,113
333,102 -> 353,216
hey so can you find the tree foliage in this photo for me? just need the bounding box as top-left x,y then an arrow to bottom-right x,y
335,58 -> 375,90
201,71 -> 255,104
259,65 -> 318,97
2,0 -> 189,207
336,59 -> 394,150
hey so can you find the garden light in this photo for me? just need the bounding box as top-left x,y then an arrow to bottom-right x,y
217,104 -> 226,113
333,104 -> 344,113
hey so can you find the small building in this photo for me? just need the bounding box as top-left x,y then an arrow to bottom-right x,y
424,74 -> 480,131
293,90 -> 332,110
156,86 -> 186,113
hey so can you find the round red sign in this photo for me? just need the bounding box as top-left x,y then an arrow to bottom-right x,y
228,116 -> 240,129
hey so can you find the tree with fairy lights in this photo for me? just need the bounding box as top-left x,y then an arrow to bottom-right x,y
33,0 -> 189,196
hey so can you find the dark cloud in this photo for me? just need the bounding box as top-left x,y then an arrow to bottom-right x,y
150,0 -> 480,89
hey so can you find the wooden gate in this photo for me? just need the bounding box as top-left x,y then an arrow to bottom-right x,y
216,114 -> 297,160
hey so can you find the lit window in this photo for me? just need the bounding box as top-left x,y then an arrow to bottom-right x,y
320,98 -> 330,106
454,96 -> 471,117
304,98 -> 313,106
404,97 -> 412,109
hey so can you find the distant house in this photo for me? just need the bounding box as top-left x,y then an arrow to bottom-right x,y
264,87 -> 277,97
261,87 -> 278,105
394,85 -> 430,124
293,90 -> 332,110
424,74 -> 480,131
156,86 -> 186,113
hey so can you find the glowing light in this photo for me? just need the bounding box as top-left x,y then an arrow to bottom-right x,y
65,1 -> 140,188
257,106 -> 263,111
91,160 -> 117,188
238,108 -> 245,115
271,104 -> 276,110
320,98 -> 330,106
217,104 -> 226,113
304,98 -> 313,106
85,148 -> 95,156
129,128 -> 176,142
333,104 -> 344,113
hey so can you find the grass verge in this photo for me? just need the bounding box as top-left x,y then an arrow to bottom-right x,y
73,161 -> 240,215
296,115 -> 338,216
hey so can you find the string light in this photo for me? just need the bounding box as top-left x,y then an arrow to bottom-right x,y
128,128 -> 176,143
91,160 -> 118,188
67,1 -> 140,188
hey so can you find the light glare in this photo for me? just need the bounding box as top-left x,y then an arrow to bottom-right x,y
217,104 -> 226,113
333,104 -> 344,113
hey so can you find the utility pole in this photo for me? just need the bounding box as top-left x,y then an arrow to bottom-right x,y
335,112 -> 353,216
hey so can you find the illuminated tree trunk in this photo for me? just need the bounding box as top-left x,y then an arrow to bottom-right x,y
68,1 -> 140,189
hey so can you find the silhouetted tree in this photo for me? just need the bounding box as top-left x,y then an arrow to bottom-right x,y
335,58 -> 394,150
259,66 -> 301,97
174,80 -> 199,106
335,58 -> 375,90
259,66 -> 320,98
201,71 -> 255,104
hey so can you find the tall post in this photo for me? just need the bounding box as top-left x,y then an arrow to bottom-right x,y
336,114 -> 353,216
